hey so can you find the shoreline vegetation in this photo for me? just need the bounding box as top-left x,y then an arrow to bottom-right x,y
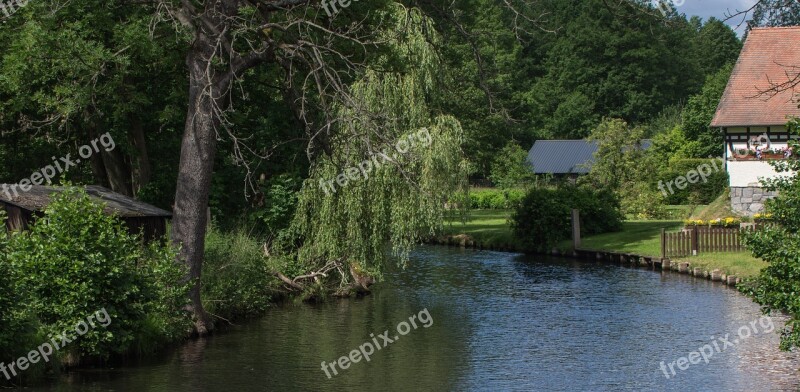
441,208 -> 767,279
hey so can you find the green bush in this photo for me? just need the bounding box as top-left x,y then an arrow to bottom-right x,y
202,226 -> 278,321
0,210 -> 33,362
8,188 -> 189,359
656,158 -> 728,205
249,174 -> 301,235
620,182 -> 669,220
512,185 -> 623,252
464,188 -> 525,209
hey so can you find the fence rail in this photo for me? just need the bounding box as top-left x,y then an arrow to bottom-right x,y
660,227 -> 747,258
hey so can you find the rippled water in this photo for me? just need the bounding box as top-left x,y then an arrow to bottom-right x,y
30,246 -> 800,391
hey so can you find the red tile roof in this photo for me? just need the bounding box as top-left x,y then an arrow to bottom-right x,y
711,27 -> 800,127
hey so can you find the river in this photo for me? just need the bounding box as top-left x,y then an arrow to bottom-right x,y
32,246 -> 800,391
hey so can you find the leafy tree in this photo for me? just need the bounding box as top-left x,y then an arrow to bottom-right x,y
585,118 -> 648,191
691,18 -> 742,78
682,64 -> 734,158
584,118 -> 667,217
750,0 -> 800,27
521,0 -> 711,138
275,6 -> 469,297
489,142 -> 534,189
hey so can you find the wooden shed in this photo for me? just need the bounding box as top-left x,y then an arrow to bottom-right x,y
0,185 -> 172,242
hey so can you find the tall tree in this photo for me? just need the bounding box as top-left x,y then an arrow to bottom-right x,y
152,0 -> 470,334
749,0 -> 800,27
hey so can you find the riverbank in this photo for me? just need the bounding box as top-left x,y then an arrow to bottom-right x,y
442,209 -> 767,279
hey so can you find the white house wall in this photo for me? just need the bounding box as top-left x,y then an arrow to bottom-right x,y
724,125 -> 795,187
727,160 -> 792,187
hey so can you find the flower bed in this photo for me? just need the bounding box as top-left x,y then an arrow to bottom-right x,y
683,217 -> 742,229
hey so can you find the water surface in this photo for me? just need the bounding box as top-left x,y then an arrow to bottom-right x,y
32,246 -> 800,391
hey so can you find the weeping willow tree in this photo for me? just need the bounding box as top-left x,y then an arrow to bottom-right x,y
274,6 -> 469,296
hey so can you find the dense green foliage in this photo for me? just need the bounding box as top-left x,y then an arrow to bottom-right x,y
273,6 -> 469,293
681,64 -> 734,158
750,0 -> 800,27
202,227 -> 278,321
655,159 -> 729,204
458,188 -> 526,210
0,210 -> 32,364
418,0 -> 740,175
582,118 -> 667,218
512,185 -> 622,252
740,121 -> 800,351
489,142 -> 534,189
6,189 -> 189,360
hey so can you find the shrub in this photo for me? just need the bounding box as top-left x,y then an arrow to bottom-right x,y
656,158 -> 728,205
464,188 -> 525,209
8,188 -> 189,359
619,182 -> 668,219
249,174 -> 301,235
202,226 -> 278,321
512,185 -> 623,252
0,210 -> 33,362
488,142 -> 534,189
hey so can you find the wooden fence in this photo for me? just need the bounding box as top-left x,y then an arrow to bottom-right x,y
661,227 -> 747,258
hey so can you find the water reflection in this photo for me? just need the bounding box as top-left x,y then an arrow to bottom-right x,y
28,246 -> 800,391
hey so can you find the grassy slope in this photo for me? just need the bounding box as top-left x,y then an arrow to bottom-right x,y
444,208 -> 765,278
691,189 -> 734,220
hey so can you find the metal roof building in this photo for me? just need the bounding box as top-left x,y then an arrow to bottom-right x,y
526,140 -> 652,175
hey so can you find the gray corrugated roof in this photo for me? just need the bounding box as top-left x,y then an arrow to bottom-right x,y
526,140 -> 652,174
0,185 -> 171,218
527,140 -> 598,174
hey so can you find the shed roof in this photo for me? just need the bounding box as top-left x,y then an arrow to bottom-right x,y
526,139 -> 652,174
0,185 -> 172,218
527,140 -> 598,174
711,27 -> 800,127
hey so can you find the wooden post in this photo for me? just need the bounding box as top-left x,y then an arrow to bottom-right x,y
691,225 -> 698,256
571,209 -> 581,250
660,228 -> 666,259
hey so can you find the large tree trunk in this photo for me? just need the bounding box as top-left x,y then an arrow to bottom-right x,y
100,146 -> 133,196
171,35 -> 228,336
128,114 -> 152,196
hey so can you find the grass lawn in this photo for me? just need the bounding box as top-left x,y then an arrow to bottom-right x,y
562,220 -> 683,256
672,253 -> 768,278
443,209 -> 515,245
443,208 -> 766,278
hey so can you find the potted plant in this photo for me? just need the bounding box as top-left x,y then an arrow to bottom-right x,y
734,148 -> 757,160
